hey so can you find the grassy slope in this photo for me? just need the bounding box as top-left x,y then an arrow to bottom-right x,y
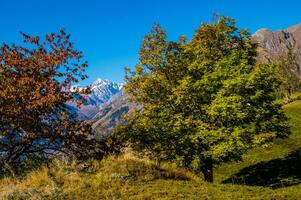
1,100 -> 301,200
216,100 -> 301,183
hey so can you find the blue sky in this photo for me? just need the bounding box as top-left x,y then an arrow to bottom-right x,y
1,0 -> 301,85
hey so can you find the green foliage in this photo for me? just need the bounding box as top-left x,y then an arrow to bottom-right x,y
115,16 -> 289,182
274,43 -> 301,103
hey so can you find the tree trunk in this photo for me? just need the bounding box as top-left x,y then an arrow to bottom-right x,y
201,157 -> 213,183
284,89 -> 292,104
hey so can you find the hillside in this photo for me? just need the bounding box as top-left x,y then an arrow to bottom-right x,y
92,90 -> 136,140
1,100 -> 301,199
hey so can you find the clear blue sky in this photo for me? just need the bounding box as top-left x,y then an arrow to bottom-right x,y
1,0 -> 301,85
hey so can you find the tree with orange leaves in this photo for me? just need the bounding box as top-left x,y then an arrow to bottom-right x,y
0,30 -> 104,167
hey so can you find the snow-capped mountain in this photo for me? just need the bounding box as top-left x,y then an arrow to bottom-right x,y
90,78 -> 123,105
69,78 -> 123,119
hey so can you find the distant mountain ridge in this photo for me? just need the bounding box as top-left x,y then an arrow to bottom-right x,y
69,78 -> 123,120
251,23 -> 301,63
92,90 -> 136,139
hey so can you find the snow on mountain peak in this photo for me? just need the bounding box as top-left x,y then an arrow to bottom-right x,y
92,78 -> 123,90
69,78 -> 124,119
92,78 -> 109,87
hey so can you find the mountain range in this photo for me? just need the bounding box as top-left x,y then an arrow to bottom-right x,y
68,78 -> 131,137
68,78 -> 123,119
73,22 -> 301,137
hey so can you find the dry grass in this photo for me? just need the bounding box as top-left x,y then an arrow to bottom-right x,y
1,100 -> 301,199
0,153 -> 200,200
2,153 -> 301,200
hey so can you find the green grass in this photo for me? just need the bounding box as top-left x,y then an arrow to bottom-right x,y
216,100 -> 301,184
1,100 -> 301,199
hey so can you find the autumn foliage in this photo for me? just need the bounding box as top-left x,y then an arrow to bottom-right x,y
0,30 -> 102,167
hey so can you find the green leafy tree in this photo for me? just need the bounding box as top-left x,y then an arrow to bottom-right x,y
115,17 -> 289,182
275,42 -> 301,103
